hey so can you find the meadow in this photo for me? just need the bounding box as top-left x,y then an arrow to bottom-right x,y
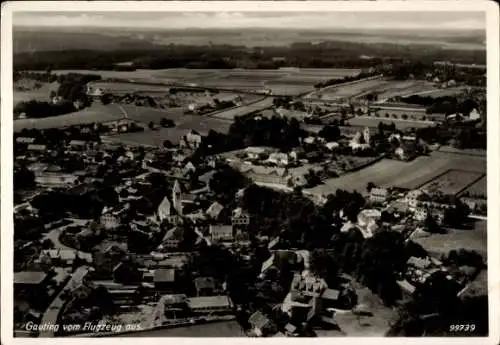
306,151 -> 485,195
419,169 -> 485,196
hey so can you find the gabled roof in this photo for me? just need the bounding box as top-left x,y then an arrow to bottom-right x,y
194,277 -> 216,291
249,311 -> 270,329
14,271 -> 48,285
154,268 -> 176,283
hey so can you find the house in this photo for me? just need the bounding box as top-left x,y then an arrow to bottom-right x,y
414,207 -> 429,221
100,213 -> 120,230
180,130 -> 203,149
34,173 -> 79,187
325,142 -> 340,151
27,144 -> 47,152
260,253 -> 277,278
38,249 -> 77,266
16,137 -> 36,144
395,147 -> 407,160
183,161 -> 196,176
406,189 -> 427,210
158,227 -> 182,251
266,152 -> 292,167
186,296 -> 232,314
232,207 -> 250,226
290,274 -> 328,297
194,277 -> 217,296
370,187 -> 389,204
268,236 -> 280,250
239,165 -> 290,186
205,202 -> 224,220
397,279 -> 416,296
209,225 -> 234,242
68,140 -> 88,151
248,311 -> 273,337
407,256 -> 432,270
153,268 -> 177,291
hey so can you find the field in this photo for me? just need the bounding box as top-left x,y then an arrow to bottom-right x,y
14,103 -> 126,131
419,169 -> 485,196
347,116 -> 436,129
52,68 -> 361,96
460,176 -> 487,198
314,79 -> 437,101
402,86 -> 467,99
13,80 -> 59,106
413,220 -> 487,257
306,151 -> 485,195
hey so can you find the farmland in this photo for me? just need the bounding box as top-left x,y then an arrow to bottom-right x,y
419,169 -> 485,196
312,79 -> 438,101
460,176 -> 487,198
306,151 -> 485,196
52,68 -> 361,96
13,80 -> 59,106
413,220 -> 487,257
347,116 -> 436,129
13,103 -> 126,131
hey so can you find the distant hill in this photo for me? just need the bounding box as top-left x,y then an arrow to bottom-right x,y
13,27 -> 486,53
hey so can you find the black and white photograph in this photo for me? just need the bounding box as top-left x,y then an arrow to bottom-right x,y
1,1 -> 499,341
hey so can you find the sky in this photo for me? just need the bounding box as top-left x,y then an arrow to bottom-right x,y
13,11 -> 485,31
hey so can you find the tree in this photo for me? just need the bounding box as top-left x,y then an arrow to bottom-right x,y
148,121 -> 155,130
160,118 -> 175,128
366,182 -> 376,193
163,140 -> 173,148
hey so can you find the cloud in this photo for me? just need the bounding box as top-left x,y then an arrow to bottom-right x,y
13,11 -> 485,30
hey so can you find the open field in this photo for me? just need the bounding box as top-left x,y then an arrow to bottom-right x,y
13,104 -> 127,131
306,151 -> 485,195
402,86 -> 467,99
52,68 -> 361,96
88,81 -> 171,94
413,220 -> 487,257
316,79 -> 435,101
419,169 -> 485,196
13,80 -> 59,106
460,176 -> 487,198
347,116 -> 436,129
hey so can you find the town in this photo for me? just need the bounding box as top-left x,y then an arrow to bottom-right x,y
12,10 -> 488,338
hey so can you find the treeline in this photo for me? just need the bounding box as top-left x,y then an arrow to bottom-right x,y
400,95 -> 478,115
194,115 -> 305,158
314,70 -> 378,89
14,72 -> 101,118
13,39 -> 485,71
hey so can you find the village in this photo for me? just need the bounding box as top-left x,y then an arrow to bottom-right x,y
13,108 -> 486,337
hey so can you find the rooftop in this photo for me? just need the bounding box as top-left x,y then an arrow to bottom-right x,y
14,271 -> 48,285
186,295 -> 231,309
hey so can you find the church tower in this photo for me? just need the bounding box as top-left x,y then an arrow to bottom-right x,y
172,180 -> 182,216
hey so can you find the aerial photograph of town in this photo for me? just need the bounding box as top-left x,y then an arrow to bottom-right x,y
9,6 -> 490,339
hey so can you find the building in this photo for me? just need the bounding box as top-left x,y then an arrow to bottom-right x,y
239,165 -> 291,186
16,137 -> 36,144
153,268 -> 177,291
68,140 -> 88,151
290,274 -> 328,297
405,189 -> 427,210
266,152 -> 293,167
414,207 -> 429,222
232,207 -> 250,226
209,225 -> 234,242
157,181 -> 183,224
370,187 -> 389,204
100,213 -> 120,230
34,172 -> 79,187
248,311 -> 273,337
27,144 -> 47,152
205,202 -> 224,220
194,277 -> 217,296
186,296 -> 232,314
180,130 -> 203,150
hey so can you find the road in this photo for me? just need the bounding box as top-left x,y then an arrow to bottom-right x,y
39,266 -> 90,337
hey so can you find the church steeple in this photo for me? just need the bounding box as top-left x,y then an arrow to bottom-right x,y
172,180 -> 182,216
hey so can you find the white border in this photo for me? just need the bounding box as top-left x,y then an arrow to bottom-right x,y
1,2 -> 499,345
